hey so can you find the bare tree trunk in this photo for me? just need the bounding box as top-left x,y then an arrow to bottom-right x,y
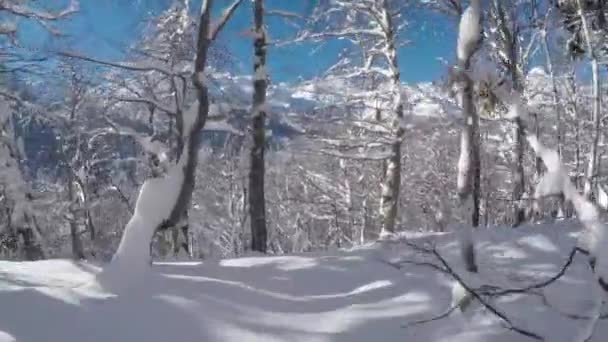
458,74 -> 482,228
512,118 -> 525,225
379,0 -> 404,235
249,0 -> 268,253
511,57 -> 525,226
576,0 -> 602,200
68,178 -> 84,260
456,73 -> 480,272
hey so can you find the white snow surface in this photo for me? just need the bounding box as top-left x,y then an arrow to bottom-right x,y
2,223 -> 608,341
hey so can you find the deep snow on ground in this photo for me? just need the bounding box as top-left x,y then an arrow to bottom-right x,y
1,221 -> 607,342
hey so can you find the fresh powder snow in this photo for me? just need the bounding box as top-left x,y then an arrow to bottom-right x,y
2,223 -> 608,341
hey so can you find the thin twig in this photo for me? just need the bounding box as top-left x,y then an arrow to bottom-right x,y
402,304 -> 459,328
432,248 -> 544,340
487,247 -> 580,297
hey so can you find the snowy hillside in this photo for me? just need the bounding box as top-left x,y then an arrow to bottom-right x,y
1,222 -> 607,342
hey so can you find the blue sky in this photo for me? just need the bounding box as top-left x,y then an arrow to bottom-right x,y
13,0 -> 459,84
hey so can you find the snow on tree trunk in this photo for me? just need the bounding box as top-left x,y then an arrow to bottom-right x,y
455,0 -> 481,273
379,0 -> 404,236
249,0 -> 268,253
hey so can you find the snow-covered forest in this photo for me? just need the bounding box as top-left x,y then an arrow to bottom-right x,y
2,0 -> 608,341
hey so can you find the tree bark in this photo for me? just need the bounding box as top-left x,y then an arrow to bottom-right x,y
249,0 -> 268,253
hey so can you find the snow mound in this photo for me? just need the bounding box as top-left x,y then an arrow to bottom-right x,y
1,223 -> 608,341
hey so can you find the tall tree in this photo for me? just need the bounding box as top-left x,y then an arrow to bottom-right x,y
249,0 -> 268,253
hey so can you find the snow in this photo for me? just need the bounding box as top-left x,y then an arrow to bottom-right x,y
98,146 -> 188,291
2,223 -> 608,341
456,0 -> 481,64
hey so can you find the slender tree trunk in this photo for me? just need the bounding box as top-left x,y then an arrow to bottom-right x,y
512,118 -> 525,225
249,0 -> 268,253
511,61 -> 525,226
68,178 -> 84,260
458,75 -> 482,229
379,0 -> 404,236
576,0 -> 602,200
584,58 -> 601,199
457,73 -> 480,272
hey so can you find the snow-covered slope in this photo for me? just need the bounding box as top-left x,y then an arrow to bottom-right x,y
1,222 -> 607,342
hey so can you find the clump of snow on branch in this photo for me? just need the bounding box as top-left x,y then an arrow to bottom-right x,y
456,0 -> 481,64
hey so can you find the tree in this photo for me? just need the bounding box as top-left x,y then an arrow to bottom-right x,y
554,0 -> 606,201
249,0 -> 268,253
0,1 -> 79,260
454,0 -> 482,273
486,0 -> 538,226
0,98 -> 45,260
300,0 -> 409,235
107,0 -> 244,273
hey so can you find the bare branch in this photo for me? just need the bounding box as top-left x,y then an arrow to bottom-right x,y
266,9 -> 306,20
209,0 -> 244,41
489,247 -> 580,297
112,96 -> 177,116
432,247 -> 544,340
0,0 -> 79,21
57,51 -> 179,77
